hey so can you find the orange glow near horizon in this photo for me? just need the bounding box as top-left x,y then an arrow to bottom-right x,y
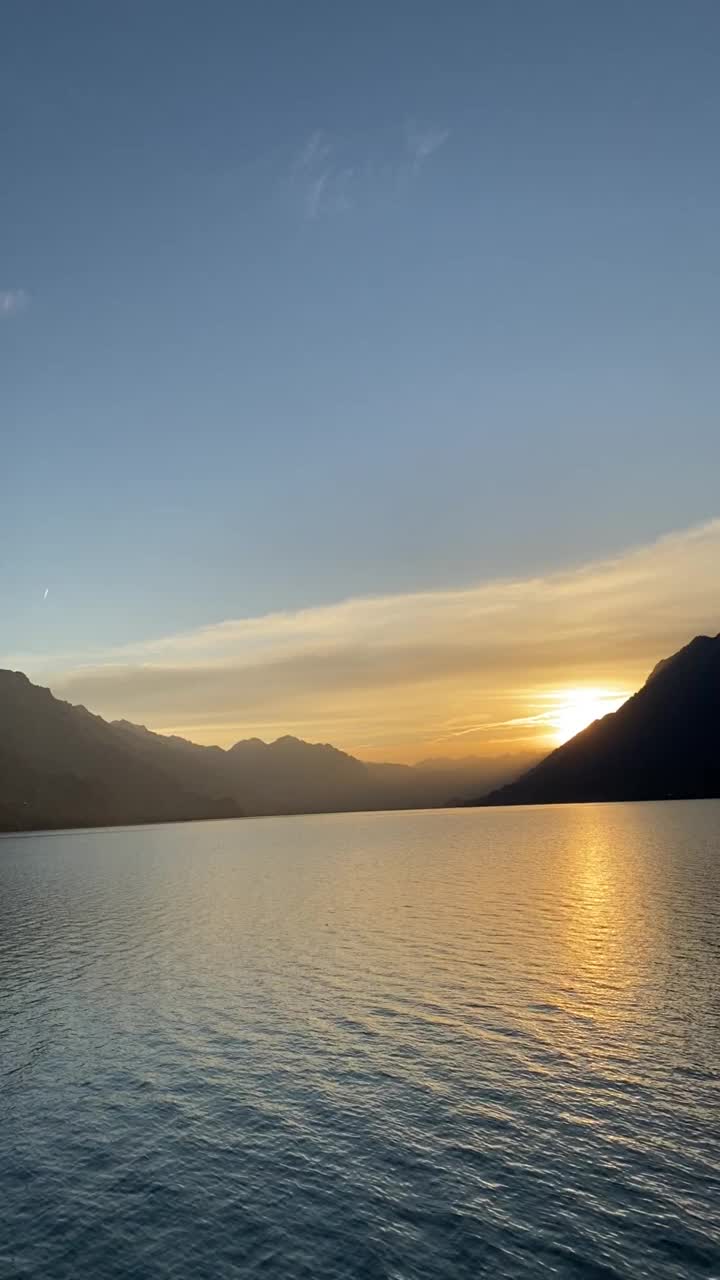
153,686 -> 634,759
550,689 -> 629,745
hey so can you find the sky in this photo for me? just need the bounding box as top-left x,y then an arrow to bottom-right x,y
3,1 -> 720,760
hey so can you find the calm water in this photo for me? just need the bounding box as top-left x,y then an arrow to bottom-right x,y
1,804 -> 719,1279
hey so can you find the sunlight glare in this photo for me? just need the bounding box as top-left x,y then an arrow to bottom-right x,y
552,689 -> 628,745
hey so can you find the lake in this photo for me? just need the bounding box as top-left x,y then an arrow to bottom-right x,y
1,803 -> 719,1279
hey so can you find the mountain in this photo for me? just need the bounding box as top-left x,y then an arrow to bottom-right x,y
0,670 -> 529,832
111,725 -> 535,815
413,752 -> 540,801
477,633 -> 720,807
0,671 -> 241,831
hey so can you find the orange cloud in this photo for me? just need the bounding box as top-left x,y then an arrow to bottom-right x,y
8,518 -> 720,760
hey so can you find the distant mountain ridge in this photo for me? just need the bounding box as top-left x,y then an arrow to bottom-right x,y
477,633 -> 720,807
0,670 -> 534,832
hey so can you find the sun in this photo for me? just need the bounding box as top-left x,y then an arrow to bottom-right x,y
551,689 -> 628,745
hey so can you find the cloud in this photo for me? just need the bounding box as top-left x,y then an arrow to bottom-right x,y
14,518 -> 720,760
292,121 -> 448,218
404,120 -> 450,172
305,170 -> 331,219
294,129 -> 333,174
0,289 -> 29,316
292,130 -> 340,218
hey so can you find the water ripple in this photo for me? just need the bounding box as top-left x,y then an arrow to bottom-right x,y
1,802 -> 719,1278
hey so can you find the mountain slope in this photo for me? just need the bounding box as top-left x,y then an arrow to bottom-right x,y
478,634 -> 720,807
0,671 -> 241,831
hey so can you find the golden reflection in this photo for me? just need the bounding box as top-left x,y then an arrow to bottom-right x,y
553,809 -> 633,1038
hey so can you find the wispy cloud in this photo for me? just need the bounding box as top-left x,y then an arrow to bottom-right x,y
294,129 -> 333,175
292,129 -> 359,218
292,121 -> 449,219
11,518 -> 720,760
0,289 -> 29,316
404,120 -> 450,173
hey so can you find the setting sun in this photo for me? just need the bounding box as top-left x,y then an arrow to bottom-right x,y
551,689 -> 629,745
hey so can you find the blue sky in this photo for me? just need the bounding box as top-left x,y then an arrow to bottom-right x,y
3,2 -> 720,752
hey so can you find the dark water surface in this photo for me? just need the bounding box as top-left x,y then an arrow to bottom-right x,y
1,803 -> 719,1279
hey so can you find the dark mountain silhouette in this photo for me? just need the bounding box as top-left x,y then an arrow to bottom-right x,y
0,670 -> 532,832
111,721 -> 535,816
0,671 -> 241,831
477,633 -> 720,807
